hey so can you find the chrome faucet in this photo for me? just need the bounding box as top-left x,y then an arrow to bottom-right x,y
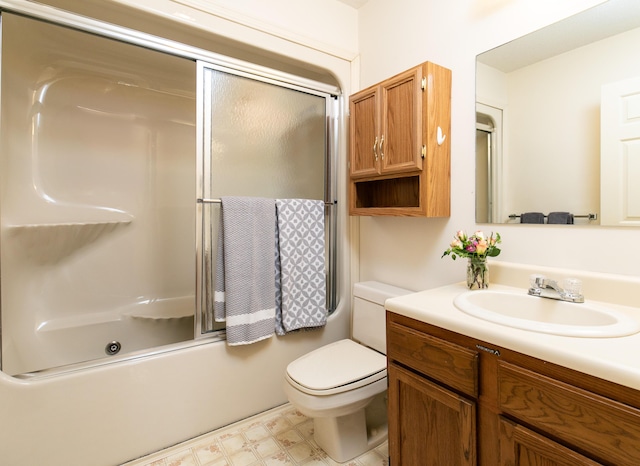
528,274 -> 584,303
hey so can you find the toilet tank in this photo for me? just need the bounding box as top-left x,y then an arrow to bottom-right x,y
352,281 -> 412,354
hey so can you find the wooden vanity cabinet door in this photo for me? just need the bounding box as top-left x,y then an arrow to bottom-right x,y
498,361 -> 640,465
349,87 -> 380,178
388,362 -> 476,466
498,418 -> 603,466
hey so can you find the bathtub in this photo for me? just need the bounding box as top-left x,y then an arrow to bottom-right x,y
0,310 -> 349,465
6,297 -> 195,376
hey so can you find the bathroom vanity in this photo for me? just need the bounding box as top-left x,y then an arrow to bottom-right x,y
385,263 -> 640,465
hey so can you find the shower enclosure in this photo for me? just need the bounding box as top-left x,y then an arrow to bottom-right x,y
475,103 -> 502,224
0,11 -> 337,376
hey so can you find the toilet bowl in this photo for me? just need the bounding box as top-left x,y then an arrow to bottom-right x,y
283,281 -> 411,462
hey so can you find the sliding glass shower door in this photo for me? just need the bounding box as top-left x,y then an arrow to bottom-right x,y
197,63 -> 337,335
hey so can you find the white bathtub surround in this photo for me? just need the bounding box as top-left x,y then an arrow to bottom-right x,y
0,10 -> 198,375
122,403 -> 389,466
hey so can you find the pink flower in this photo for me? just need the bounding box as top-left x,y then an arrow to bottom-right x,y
475,239 -> 488,254
456,230 -> 467,241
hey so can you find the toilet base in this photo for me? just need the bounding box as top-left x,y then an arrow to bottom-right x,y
313,391 -> 388,463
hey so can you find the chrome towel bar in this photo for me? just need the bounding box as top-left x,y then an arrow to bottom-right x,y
198,198 -> 337,206
508,213 -> 597,220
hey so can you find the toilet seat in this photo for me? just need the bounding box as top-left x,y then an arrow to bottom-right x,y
286,339 -> 387,396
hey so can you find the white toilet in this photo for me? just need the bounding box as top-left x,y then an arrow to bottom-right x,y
283,281 -> 411,462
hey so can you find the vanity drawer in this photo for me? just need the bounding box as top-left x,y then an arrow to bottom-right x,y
498,361 -> 640,465
386,320 -> 478,397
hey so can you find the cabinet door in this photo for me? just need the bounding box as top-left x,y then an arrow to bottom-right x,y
349,87 -> 380,178
499,418 -> 603,466
380,66 -> 423,174
388,362 -> 476,466
498,361 -> 640,465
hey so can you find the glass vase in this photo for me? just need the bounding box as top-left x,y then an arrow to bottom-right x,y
467,257 -> 489,289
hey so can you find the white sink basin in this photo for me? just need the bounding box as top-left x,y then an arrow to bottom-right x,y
453,290 -> 640,337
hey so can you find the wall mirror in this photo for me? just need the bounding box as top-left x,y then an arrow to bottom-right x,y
476,0 -> 640,226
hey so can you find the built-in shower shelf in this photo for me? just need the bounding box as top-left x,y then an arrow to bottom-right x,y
126,309 -> 193,321
5,220 -> 132,264
37,309 -> 125,332
123,296 -> 194,321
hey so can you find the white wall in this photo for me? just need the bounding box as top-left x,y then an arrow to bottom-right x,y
355,0 -> 640,290
168,0 -> 359,57
111,0 -> 359,61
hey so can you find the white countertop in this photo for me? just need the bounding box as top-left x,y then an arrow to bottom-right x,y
385,281 -> 640,391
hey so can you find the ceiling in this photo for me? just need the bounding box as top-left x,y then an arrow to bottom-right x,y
478,0 -> 640,72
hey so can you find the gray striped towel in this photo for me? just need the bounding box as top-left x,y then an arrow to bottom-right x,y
275,199 -> 326,335
214,196 -> 276,345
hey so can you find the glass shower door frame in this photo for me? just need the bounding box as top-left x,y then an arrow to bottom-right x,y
195,60 -> 339,338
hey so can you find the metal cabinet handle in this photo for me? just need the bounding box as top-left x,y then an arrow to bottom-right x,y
380,135 -> 384,159
373,136 -> 378,161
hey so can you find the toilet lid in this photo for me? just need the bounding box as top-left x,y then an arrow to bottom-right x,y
286,339 -> 386,392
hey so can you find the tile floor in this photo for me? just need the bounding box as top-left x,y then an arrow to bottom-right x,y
121,403 -> 389,466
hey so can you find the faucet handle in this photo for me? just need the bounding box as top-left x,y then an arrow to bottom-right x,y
563,278 -> 583,300
529,274 -> 546,289
528,274 -> 546,296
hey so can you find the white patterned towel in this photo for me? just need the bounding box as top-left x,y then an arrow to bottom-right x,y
275,199 -> 327,335
214,197 -> 276,345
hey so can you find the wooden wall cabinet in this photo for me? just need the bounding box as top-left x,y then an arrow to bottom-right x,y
349,62 -> 451,217
386,312 -> 640,466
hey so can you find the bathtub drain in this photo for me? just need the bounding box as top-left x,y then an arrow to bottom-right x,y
105,341 -> 122,355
